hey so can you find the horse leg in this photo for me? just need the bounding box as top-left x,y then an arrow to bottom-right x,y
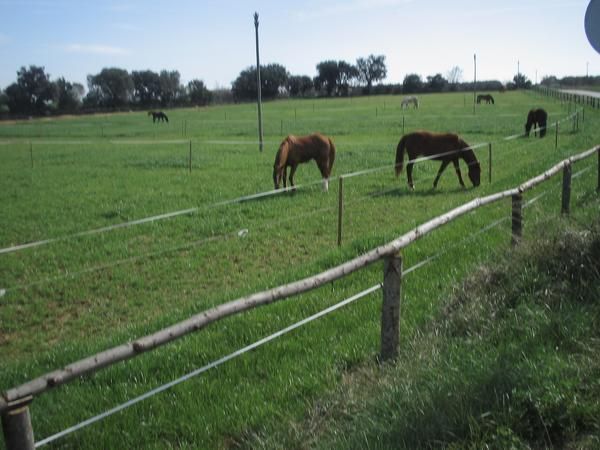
452,159 -> 466,188
289,164 -> 298,190
316,158 -> 330,192
406,161 -> 415,190
433,160 -> 451,188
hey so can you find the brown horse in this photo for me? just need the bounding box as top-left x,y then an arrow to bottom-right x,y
395,131 -> 481,190
525,108 -> 548,138
273,133 -> 336,191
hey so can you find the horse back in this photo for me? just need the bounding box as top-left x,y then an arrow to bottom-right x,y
287,133 -> 332,163
403,131 -> 462,160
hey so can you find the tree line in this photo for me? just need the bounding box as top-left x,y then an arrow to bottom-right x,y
2,52 -> 593,118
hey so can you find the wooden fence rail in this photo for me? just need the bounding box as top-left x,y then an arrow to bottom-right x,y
2,144 -> 599,449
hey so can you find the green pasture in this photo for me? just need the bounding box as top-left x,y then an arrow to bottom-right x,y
0,91 -> 598,449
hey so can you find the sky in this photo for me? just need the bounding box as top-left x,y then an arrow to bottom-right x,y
0,0 -> 598,92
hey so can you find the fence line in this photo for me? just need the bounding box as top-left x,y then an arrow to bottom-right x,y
34,283 -> 382,447
34,191 -> 530,446
1,143 -> 598,449
2,144 -> 597,414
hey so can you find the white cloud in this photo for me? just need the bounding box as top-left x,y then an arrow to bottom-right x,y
64,44 -> 130,56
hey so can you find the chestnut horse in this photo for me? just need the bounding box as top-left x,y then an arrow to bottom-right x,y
525,108 -> 548,138
395,131 -> 481,190
148,111 -> 169,123
273,133 -> 336,191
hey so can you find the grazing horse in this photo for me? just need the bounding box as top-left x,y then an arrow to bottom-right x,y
395,131 -> 481,190
525,108 -> 548,138
148,111 -> 169,123
401,96 -> 419,109
273,133 -> 336,192
476,94 -> 495,104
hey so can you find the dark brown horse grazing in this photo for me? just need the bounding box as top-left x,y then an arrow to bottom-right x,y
476,94 -> 495,104
525,108 -> 548,138
148,111 -> 169,123
273,133 -> 336,191
395,131 -> 481,190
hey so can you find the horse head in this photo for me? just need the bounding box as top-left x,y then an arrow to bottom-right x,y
459,140 -> 481,187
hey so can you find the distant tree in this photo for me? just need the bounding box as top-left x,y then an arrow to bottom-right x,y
5,65 -> 56,115
232,64 -> 288,101
337,61 -> 358,96
288,75 -> 313,97
314,60 -> 340,96
0,90 -> 9,114
261,64 -> 288,98
402,73 -> 423,94
446,66 -> 463,84
131,70 -> 161,107
159,70 -> 184,107
356,54 -> 387,94
86,68 -> 134,108
426,73 -> 448,92
187,79 -> 212,106
513,73 -> 532,89
55,77 -> 84,112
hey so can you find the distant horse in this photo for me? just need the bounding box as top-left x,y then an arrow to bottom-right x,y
401,96 -> 419,109
395,131 -> 481,190
148,111 -> 169,123
273,133 -> 336,192
476,94 -> 495,104
525,108 -> 548,138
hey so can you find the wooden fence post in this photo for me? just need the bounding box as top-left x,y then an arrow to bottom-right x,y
29,142 -> 33,169
561,164 -> 572,215
555,122 -> 559,150
381,253 -> 402,362
189,140 -> 192,173
1,398 -> 35,450
337,176 -> 344,247
488,142 -> 492,183
511,193 -> 522,246
402,116 -> 405,135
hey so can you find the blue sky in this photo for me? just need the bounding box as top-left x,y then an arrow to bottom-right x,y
0,0 -> 597,91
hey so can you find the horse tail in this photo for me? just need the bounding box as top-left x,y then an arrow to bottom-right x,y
327,138 -> 336,175
395,135 -> 407,176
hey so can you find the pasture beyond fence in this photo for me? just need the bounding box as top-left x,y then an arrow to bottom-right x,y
1,139 -> 599,449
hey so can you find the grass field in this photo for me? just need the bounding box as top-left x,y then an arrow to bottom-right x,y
0,90 -> 598,449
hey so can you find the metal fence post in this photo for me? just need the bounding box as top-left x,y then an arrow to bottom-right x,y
381,253 -> 402,362
511,194 -> 522,246
562,164 -> 572,215
1,398 -> 35,450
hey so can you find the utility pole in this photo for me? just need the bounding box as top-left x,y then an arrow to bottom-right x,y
254,12 -> 264,152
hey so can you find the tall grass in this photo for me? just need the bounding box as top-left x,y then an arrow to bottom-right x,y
0,91 -> 598,449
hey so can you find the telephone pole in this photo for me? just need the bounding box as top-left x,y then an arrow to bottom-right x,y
254,12 -> 264,152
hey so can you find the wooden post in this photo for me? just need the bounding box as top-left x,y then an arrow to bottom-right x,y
188,140 -> 192,173
402,116 -> 405,135
488,142 -> 492,183
561,164 -> 572,215
555,122 -> 559,150
185,119 -> 187,137
1,399 -> 35,450
511,193 -> 522,246
376,107 -> 378,117
381,253 -> 402,362
337,176 -> 344,247
29,142 -> 33,169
